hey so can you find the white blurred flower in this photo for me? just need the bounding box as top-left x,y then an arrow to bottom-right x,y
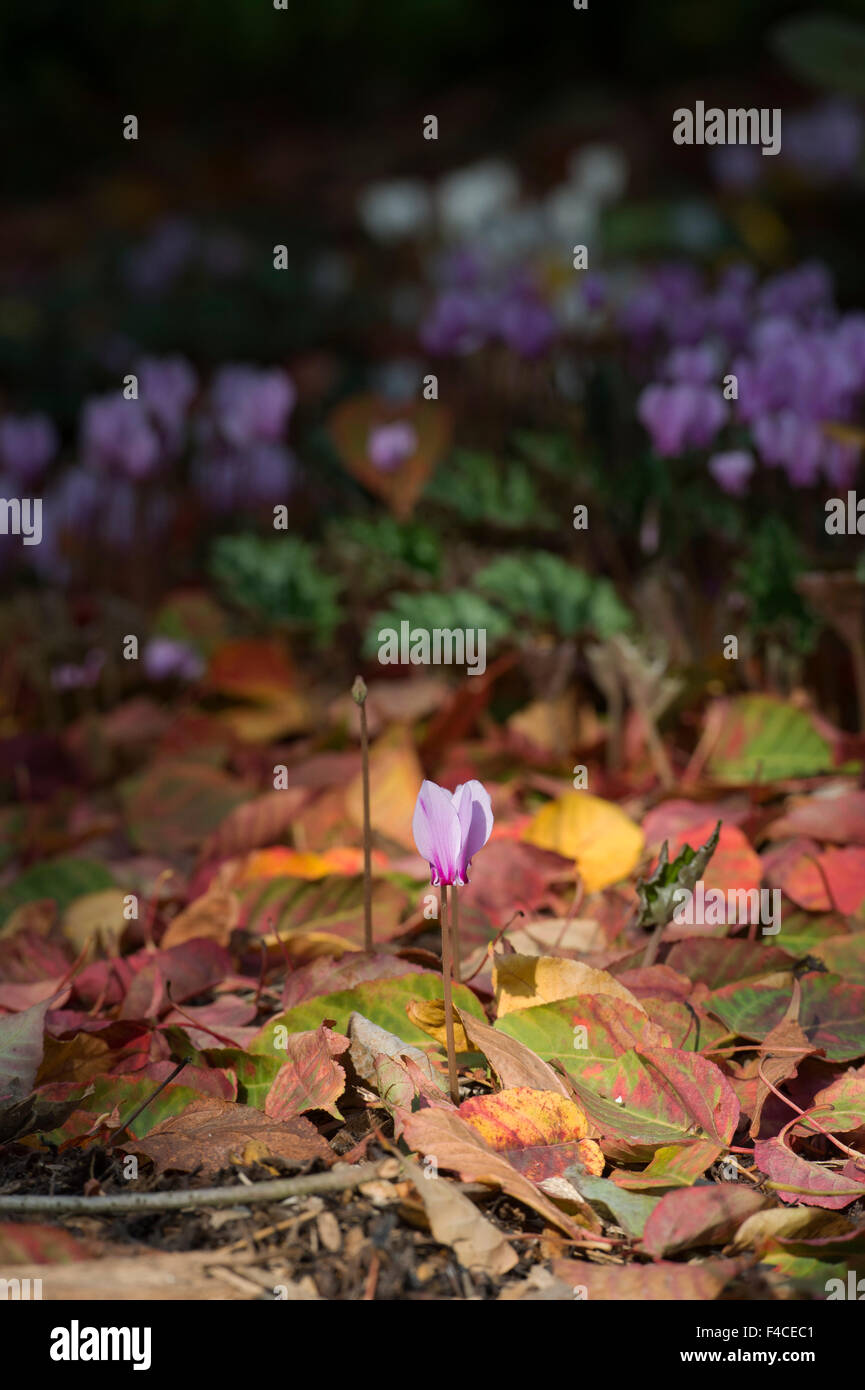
436,160 -> 520,240
544,184 -> 599,245
567,144 -> 628,203
481,207 -> 548,268
358,179 -> 432,243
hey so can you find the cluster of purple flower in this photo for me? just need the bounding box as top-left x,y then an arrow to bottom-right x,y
1,360 -> 297,582
420,256 -> 557,360
631,260 -> 864,493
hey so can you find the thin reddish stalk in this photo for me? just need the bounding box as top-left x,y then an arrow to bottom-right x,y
439,884 -> 459,1104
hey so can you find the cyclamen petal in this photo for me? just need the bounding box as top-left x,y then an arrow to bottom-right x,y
412,777 -> 494,887
412,780 -> 462,886
452,781 -> 493,882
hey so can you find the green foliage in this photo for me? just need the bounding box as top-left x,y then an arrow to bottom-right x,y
475,552 -> 632,639
0,859 -> 115,929
737,518 -> 818,655
327,516 -> 442,584
363,590 -> 510,658
771,13 -> 865,96
209,534 -> 342,644
423,449 -> 556,529
636,821 -> 720,929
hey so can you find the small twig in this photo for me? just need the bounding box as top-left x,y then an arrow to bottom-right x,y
352,675 -> 373,952
0,1161 -> 395,1216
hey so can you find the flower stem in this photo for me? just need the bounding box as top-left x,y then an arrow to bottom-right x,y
352,676 -> 373,952
439,884 -> 459,1104
451,883 -> 462,983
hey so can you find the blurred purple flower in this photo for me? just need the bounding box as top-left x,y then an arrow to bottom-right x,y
785,99 -> 863,182
51,648 -> 105,691
367,421 -> 418,472
137,356 -> 197,447
208,366 -> 296,448
81,394 -> 163,479
494,286 -> 556,357
142,637 -> 204,682
412,778 -> 493,887
637,383 -> 728,456
122,217 -> 198,297
420,289 -> 490,356
0,414 -> 58,483
708,449 -> 754,496
709,145 -> 762,191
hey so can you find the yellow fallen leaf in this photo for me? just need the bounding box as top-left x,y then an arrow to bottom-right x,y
493,952 -> 646,1018
522,791 -> 643,893
345,728 -> 424,850
406,998 -> 470,1053
62,890 -> 128,953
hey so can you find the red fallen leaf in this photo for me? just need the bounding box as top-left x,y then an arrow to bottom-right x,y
762,837 -> 831,910
0,978 -> 69,1012
119,941 -> 232,1021
199,789 -> 311,863
568,1047 -> 740,1147
121,760 -> 251,857
665,938 -> 792,990
707,971 -> 865,1061
642,798 -> 750,850
265,1025 -> 349,1121
817,846 -> 865,914
753,1137 -> 865,1208
113,1061 -> 235,1101
458,839 -> 573,929
552,1254 -> 752,1300
613,965 -> 692,1002
658,818 -> 762,897
0,924 -> 69,984
130,1097 -> 332,1176
640,1185 -> 767,1257
458,1087 -> 604,1182
749,981 -> 815,1139
766,790 -> 865,847
160,995 -> 259,1050
204,638 -> 297,701
282,953 -> 427,1010
0,1223 -> 97,1264
400,1106 -> 599,1238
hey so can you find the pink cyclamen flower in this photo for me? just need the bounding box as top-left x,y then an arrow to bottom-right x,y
412,778 -> 493,887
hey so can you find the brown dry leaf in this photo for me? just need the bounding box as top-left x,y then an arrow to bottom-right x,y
400,1106 -> 601,1238
161,889 -> 239,949
130,1098 -> 332,1176
0,899 -> 56,939
493,952 -> 646,1019
345,728 -> 424,850
508,918 -> 607,956
457,1010 -> 570,1096
552,1255 -> 752,1300
727,1206 -> 852,1253
61,890 -> 128,953
522,791 -> 644,894
402,1156 -> 518,1275
328,394 -> 452,519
